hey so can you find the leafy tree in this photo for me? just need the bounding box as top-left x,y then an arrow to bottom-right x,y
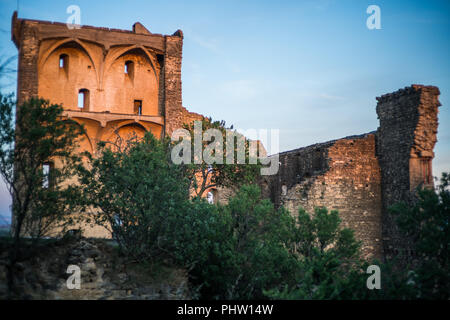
389,172 -> 450,299
0,95 -> 85,239
177,118 -> 262,198
76,121 -> 280,299
264,207 -> 368,299
264,205 -> 440,300
76,131 -> 238,284
77,132 -> 192,261
0,95 -> 85,296
189,184 -> 297,299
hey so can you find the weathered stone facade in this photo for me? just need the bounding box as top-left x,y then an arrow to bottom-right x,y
11,13 -> 203,237
262,85 -> 441,260
11,11 -> 202,148
376,85 -> 441,261
261,133 -> 383,259
12,13 -> 442,261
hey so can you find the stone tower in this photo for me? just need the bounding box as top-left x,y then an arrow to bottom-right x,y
11,12 -> 204,237
376,85 -> 441,261
11,11 -> 191,145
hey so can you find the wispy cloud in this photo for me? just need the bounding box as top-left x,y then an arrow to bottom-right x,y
186,31 -> 221,54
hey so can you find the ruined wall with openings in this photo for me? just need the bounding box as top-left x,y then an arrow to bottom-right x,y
11,12 -> 200,238
262,85 -> 441,261
261,133 -> 383,260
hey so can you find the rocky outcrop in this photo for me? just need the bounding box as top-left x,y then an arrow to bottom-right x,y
0,237 -> 190,300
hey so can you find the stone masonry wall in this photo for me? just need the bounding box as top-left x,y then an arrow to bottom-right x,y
262,133 -> 383,260
262,85 -> 441,261
162,30 -> 204,136
10,14 -> 202,238
376,85 -> 441,261
164,32 -> 195,136
12,12 -> 39,107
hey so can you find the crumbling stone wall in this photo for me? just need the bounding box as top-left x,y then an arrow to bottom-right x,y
12,12 -> 39,107
164,31 -> 190,136
166,105 -> 205,136
262,133 -> 383,260
262,85 -> 441,261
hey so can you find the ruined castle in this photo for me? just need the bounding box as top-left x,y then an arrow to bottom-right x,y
261,84 -> 440,260
12,13 -> 441,261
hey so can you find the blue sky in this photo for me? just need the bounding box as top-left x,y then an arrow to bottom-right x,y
0,0 -> 449,222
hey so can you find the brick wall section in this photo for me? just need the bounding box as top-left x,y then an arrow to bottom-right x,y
375,85 -> 441,261
157,54 -> 165,118
163,33 -> 186,136
12,13 -> 39,106
262,133 -> 383,260
163,32 -> 204,136
166,103 -> 205,135
410,86 -> 441,188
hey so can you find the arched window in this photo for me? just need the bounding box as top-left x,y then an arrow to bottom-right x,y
59,54 -> 68,69
59,54 -> 69,79
42,162 -> 53,188
78,89 -> 90,110
125,60 -> 134,78
134,100 -> 142,115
